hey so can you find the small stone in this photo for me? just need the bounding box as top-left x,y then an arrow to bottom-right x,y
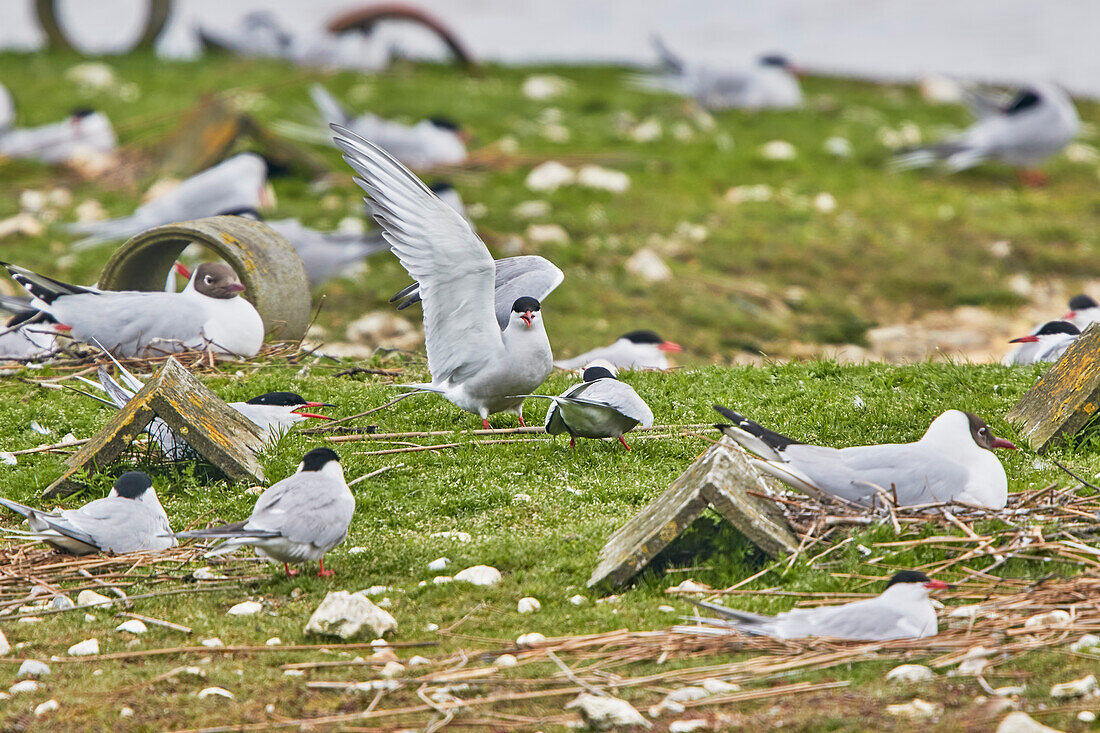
813,192 -> 837,213
525,161 -> 575,192
949,604 -> 982,619
577,165 -> 630,193
283,669 -> 304,677
1065,142 -> 1100,163
360,585 -> 393,596
380,661 -> 405,678
19,616 -> 42,624
517,597 -> 541,614
227,601 -> 262,617
305,591 -> 397,639
83,613 -> 96,623
265,638 -> 282,646
666,686 -> 709,703
67,639 -> 99,656
426,623 -> 439,632
523,74 -> 569,100
408,655 -> 431,666
432,576 -> 453,585
629,118 -> 662,143
119,707 -> 134,718
526,223 -> 570,246
667,579 -> 710,594
625,248 -> 672,283
1071,634 -> 1099,652
1078,711 -> 1095,723
349,547 -> 368,555
10,680 -> 40,694
569,595 -> 586,606
370,639 -> 389,647
669,720 -> 708,733
494,654 -> 518,668
65,61 -> 116,90
192,567 -> 226,580
430,531 -> 472,543
513,200 -> 551,219
77,590 -> 113,608
658,605 -> 676,613
197,687 -> 234,699
181,666 -> 206,677
115,620 -> 147,635
336,216 -> 365,235
512,493 -> 532,503
956,646 -> 992,676
725,183 -> 774,204
18,660 -> 50,678
427,557 -> 450,572
567,692 -> 646,729
516,632 -> 546,646
760,140 -> 797,160
49,595 -> 74,611
1025,610 -> 1071,628
1050,674 -> 1097,699
454,565 -> 502,586
995,712 -> 1064,733
824,136 -> 852,157
701,679 -> 740,694
886,698 -> 942,719
346,312 -> 422,351
0,629 -> 8,656
200,638 -> 224,648
34,699 -> 59,716
994,686 -> 1026,696
649,700 -> 685,718
887,664 -> 934,683
75,199 -> 107,222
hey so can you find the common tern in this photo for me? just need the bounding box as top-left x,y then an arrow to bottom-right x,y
333,125 -> 556,428
713,406 -> 1016,508
685,570 -> 947,640
1063,295 -> 1100,331
636,36 -> 802,111
0,472 -> 175,555
1003,320 -> 1079,365
1,261 -> 264,358
554,330 -> 682,371
174,448 -> 353,577
517,361 -> 653,448
0,107 -> 116,165
65,152 -> 269,249
893,83 -> 1079,178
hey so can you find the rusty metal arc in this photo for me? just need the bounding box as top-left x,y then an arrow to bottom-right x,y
34,0 -> 173,53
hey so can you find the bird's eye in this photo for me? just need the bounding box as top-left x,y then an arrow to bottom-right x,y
979,428 -> 987,435
204,275 -> 213,284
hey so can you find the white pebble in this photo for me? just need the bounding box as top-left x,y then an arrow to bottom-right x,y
516,632 -> 546,646
454,565 -> 502,586
658,605 -> 676,613
408,655 -> 431,666
67,638 -> 99,656
667,579 -> 710,594
432,575 -> 453,585
348,546 -> 368,554
1078,711 -> 1096,723
512,493 -> 532,503
426,623 -> 439,632
701,679 -> 740,694
569,595 -> 587,606
34,699 -> 59,716
760,140 -> 797,160
624,248 -> 672,283
181,667 -> 206,677
119,707 -> 134,718
265,638 -> 282,646
813,193 -> 837,213
77,590 -> 112,608
886,698 -> 942,719
494,654 -> 518,668
887,664 -> 934,683
0,629 -> 10,656
197,687 -> 234,699
526,223 -> 570,246
525,161 -> 575,192
200,638 -> 224,648
1025,610 -> 1071,628
361,585 -> 393,596
522,74 -> 569,101
427,557 -> 450,571
370,639 -> 388,647
18,660 -> 50,678
824,136 -> 853,157
115,620 -> 147,635
192,567 -> 226,580
517,597 -> 541,614
283,669 -> 304,677
380,661 -> 405,678
669,720 -> 708,733
83,613 -> 96,623
513,200 -> 550,219
577,165 -> 630,193
1050,674 -> 1098,699
10,680 -> 40,694
666,686 -> 709,703
1070,634 -> 1099,652
430,531 -> 472,543
49,595 -> 74,610
227,601 -> 262,617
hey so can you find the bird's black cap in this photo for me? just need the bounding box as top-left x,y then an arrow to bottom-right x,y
247,391 -> 308,407
1005,88 -> 1042,115
301,447 -> 340,472
429,182 -> 455,195
621,329 -> 663,344
1036,321 -> 1081,337
1069,294 -> 1098,311
512,297 -> 541,313
113,471 -> 153,499
885,570 -> 932,588
758,54 -> 791,68
69,107 -> 97,119
582,366 -> 616,382
428,116 -> 460,132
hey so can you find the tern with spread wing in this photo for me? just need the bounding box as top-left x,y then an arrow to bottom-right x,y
0,472 -> 175,555
684,571 -> 947,640
713,407 -> 1016,508
517,361 -> 653,448
1003,320 -> 1079,365
174,448 -> 353,577
333,125 -> 556,428
555,330 -> 681,371
1,261 -> 264,358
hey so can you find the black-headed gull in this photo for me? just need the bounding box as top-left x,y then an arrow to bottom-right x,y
1,261 -> 264,358
555,329 -> 681,371
0,107 -> 116,165
1003,320 -> 1079,365
174,448 -> 353,577
686,570 -> 948,640
519,361 -> 653,449
333,125 -> 556,428
894,83 -> 1079,180
713,407 -> 1016,508
0,472 -> 175,555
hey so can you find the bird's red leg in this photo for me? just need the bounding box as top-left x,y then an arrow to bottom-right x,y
482,418 -> 491,430
317,558 -> 334,577
518,414 -> 527,428
1018,169 -> 1048,187
618,436 -> 631,450
284,563 -> 299,577
569,436 -> 576,449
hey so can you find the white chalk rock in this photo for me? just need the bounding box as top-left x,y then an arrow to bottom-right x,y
0,629 -> 8,656
34,699 -> 59,716
67,639 -> 99,656
513,200 -> 551,219
119,706 -> 134,718
669,720 -> 708,733
649,700 -> 685,718
886,698 -> 942,719
887,664 -> 934,683
227,601 -> 262,617
526,223 -> 570,246
18,660 -> 50,678
577,165 -> 630,193
49,595 -> 74,611
666,687 -> 709,703
408,655 -> 431,666
83,613 -> 96,623
1050,674 -> 1098,699
494,654 -> 518,668
630,118 -> 663,143
380,661 -> 405,678
658,605 -> 676,613
65,61 -> 116,90
824,136 -> 852,157
193,567 -> 226,580
513,492 -> 531,503
668,579 -> 710,594
1025,610 -> 1071,628
523,74 -> 569,101
569,595 -> 587,606
430,530 -> 472,543
516,632 -> 547,646
427,557 -> 450,571
455,565 -> 502,587
432,575 -> 453,585
725,184 -> 774,204
115,620 -> 147,635
760,140 -> 797,160
995,712 -> 1065,733
283,669 -> 304,677
949,604 -> 983,619
197,687 -> 234,699
813,192 -> 837,213
265,638 -> 282,646
360,585 -> 394,596
567,692 -> 647,729
75,199 -> 107,223
517,597 -> 541,614
700,678 -> 740,694
77,590 -> 112,608
525,161 -> 575,192
305,591 -> 397,639
1070,634 -> 1099,652
201,638 -> 224,648
624,248 -> 672,283
1078,711 -> 1095,723
10,680 -> 40,694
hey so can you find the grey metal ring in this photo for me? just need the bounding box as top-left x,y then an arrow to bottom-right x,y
97,216 -> 311,342
34,0 -> 173,53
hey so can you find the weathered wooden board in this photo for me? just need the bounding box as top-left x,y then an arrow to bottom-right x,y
1007,322 -> 1100,453
587,437 -> 799,589
43,358 -> 267,499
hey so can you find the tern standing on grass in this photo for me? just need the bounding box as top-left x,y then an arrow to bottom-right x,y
332,125 -> 556,428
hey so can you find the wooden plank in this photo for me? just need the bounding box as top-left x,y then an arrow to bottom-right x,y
702,448 -> 800,559
1007,322 -> 1100,452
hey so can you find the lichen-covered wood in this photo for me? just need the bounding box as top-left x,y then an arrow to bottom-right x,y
43,358 -> 266,499
587,437 -> 799,589
1007,322 -> 1100,453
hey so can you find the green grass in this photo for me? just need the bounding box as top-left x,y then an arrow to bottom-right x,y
0,52 -> 1098,729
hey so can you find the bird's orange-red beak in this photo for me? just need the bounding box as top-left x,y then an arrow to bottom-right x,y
658,341 -> 683,352
991,437 -> 1017,450
292,402 -> 334,420
923,580 -> 950,590
1063,311 -> 1077,320
521,311 -> 533,328
1009,335 -> 1039,343
174,262 -> 192,279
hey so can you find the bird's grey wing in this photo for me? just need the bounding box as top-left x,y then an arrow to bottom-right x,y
780,597 -> 909,640
562,379 -> 653,426
0,495 -> 42,519
96,366 -> 134,408
49,293 -> 206,355
689,598 -> 774,624
650,35 -> 685,74
310,84 -> 350,126
56,499 -> 173,552
247,474 -> 354,550
490,256 -> 565,330
332,125 -> 502,384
